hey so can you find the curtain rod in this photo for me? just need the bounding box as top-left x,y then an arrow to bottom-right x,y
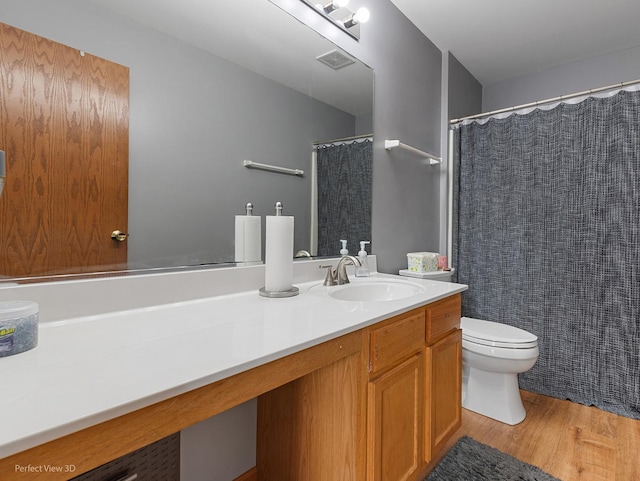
313,133 -> 372,145
450,77 -> 640,125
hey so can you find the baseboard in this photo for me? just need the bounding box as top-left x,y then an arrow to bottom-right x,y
233,467 -> 257,481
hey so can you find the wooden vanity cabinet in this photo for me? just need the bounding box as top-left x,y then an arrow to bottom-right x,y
256,294 -> 462,481
365,294 -> 461,481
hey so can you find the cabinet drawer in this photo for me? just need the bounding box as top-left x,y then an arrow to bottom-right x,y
426,294 -> 461,344
370,309 -> 425,375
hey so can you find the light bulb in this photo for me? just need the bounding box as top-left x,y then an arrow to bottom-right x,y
354,7 -> 370,23
323,0 -> 348,14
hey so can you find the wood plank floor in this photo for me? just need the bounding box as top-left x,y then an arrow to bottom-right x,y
438,390 -> 640,481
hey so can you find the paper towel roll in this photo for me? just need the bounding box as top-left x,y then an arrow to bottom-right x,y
235,215 -> 262,263
264,215 -> 294,292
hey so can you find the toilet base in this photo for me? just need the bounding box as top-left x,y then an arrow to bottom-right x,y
462,366 -> 526,425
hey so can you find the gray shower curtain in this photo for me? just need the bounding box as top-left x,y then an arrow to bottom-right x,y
316,139 -> 372,257
452,90 -> 640,419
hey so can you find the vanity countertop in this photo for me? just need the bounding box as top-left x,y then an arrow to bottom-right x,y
0,272 -> 466,459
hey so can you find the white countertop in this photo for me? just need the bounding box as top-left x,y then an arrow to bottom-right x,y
0,270 -> 466,459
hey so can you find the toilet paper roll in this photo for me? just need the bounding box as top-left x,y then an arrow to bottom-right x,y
235,215 -> 262,263
264,215 -> 294,292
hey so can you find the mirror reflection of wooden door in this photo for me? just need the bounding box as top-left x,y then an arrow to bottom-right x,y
0,23 -> 129,278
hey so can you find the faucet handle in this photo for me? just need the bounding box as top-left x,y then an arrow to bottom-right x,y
319,264 -> 337,286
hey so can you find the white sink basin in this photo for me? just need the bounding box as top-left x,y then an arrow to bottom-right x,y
308,277 -> 425,302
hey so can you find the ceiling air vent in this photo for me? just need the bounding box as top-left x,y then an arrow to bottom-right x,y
316,49 -> 356,70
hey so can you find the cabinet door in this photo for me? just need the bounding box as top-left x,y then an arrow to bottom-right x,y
424,329 -> 462,463
368,354 -> 423,481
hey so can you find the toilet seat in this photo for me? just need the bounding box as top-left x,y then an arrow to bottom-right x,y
461,317 -> 538,349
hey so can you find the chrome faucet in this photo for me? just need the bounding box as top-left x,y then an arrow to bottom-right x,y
321,256 -> 362,286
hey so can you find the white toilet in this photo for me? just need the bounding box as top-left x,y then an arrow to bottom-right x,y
461,316 -> 539,425
398,268 -> 539,425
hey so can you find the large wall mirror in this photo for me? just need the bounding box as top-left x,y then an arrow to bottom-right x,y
0,0 -> 374,283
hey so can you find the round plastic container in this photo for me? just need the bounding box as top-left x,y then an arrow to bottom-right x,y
0,300 -> 39,357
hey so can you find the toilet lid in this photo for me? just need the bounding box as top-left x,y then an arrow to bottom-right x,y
461,317 -> 538,349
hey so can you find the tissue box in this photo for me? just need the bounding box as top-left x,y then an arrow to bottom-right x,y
407,252 -> 439,273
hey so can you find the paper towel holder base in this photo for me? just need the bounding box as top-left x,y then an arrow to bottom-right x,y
259,286 -> 300,298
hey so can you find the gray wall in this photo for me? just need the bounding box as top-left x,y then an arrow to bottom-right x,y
483,45 -> 640,111
272,0 -> 443,274
368,2 -> 442,274
2,0 -> 357,268
448,53 -> 483,120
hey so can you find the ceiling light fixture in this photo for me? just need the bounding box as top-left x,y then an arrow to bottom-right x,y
300,0 -> 370,41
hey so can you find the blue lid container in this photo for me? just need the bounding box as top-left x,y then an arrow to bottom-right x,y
0,301 -> 39,357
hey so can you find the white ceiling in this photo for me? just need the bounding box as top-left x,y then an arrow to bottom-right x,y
86,0 -> 640,102
389,0 -> 640,86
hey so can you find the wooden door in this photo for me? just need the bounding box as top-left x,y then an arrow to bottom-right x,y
0,22 -> 129,278
368,354 -> 424,481
425,329 -> 462,462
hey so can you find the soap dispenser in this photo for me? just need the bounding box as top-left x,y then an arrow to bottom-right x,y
356,241 -> 371,277
340,239 -> 349,256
